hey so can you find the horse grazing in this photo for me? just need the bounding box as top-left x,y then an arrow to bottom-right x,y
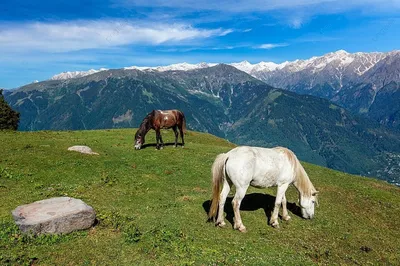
208,146 -> 318,232
134,109 -> 186,150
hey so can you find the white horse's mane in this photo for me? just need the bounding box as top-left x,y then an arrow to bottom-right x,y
274,147 -> 316,197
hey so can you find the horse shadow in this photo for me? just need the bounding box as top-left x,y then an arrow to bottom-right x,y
202,193 -> 302,226
140,142 -> 184,149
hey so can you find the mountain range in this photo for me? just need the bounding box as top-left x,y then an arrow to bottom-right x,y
4,57 -> 400,185
246,50 -> 400,131
48,50 -> 400,130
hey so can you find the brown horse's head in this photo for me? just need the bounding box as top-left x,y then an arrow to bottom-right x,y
134,111 -> 154,150
134,131 -> 145,150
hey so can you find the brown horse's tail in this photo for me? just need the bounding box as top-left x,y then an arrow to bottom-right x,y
208,153 -> 229,221
181,111 -> 187,134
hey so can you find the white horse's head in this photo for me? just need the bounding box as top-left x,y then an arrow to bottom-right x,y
299,191 -> 318,219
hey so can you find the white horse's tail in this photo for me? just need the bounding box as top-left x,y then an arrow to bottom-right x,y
208,153 -> 229,221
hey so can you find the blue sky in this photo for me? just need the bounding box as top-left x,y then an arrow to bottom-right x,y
1,0 -> 400,89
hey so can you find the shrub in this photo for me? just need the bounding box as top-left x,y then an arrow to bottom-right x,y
0,89 -> 20,130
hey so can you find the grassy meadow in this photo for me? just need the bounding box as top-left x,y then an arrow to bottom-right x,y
0,129 -> 399,265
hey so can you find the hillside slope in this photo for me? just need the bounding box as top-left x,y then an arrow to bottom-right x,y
1,129 -> 399,265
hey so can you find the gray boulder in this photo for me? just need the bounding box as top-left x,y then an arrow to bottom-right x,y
68,145 -> 99,155
12,197 -> 96,234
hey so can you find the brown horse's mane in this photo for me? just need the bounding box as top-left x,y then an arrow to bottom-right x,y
135,111 -> 155,141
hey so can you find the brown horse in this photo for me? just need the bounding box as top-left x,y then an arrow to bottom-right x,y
134,109 -> 186,150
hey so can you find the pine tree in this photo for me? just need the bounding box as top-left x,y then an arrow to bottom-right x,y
0,89 -> 20,130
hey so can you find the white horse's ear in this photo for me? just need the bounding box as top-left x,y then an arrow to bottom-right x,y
312,191 -> 319,196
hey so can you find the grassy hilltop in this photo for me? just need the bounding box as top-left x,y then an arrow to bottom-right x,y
0,129 -> 399,265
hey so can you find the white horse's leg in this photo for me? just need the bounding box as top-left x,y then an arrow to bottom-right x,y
232,185 -> 249,233
282,194 -> 291,221
216,179 -> 231,227
270,183 -> 289,228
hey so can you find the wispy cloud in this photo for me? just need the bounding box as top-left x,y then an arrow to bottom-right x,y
116,0 -> 400,28
257,43 -> 289,49
294,35 -> 341,43
0,21 -> 233,53
117,0 -> 400,13
289,17 -> 304,29
157,44 -> 246,52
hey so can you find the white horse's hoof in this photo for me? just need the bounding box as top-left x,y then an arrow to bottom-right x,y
216,221 -> 226,228
181,146 -> 184,149
238,226 -> 247,233
271,221 -> 280,228
283,215 -> 291,221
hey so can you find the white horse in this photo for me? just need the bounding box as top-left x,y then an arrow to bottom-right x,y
208,146 -> 318,232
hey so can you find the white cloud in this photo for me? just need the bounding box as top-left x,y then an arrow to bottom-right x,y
289,17 -> 304,29
0,21 -> 233,53
257,43 -> 289,49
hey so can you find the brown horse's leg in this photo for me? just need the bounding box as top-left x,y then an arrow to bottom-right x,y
155,129 -> 161,150
179,125 -> 185,148
173,126 -> 178,147
159,131 -> 164,149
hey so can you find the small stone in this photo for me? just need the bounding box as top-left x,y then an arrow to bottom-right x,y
68,145 -> 99,155
12,197 -> 96,234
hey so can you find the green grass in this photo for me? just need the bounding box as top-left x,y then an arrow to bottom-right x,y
1,129 -> 399,265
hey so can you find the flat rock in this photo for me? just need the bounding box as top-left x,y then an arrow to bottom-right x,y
12,197 -> 96,234
68,145 -> 99,155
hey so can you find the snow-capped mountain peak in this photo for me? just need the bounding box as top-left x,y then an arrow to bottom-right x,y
124,62 -> 217,72
230,60 -> 289,73
226,61 -> 253,73
48,50 -> 399,81
50,68 -> 108,80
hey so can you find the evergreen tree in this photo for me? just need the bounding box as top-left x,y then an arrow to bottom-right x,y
0,89 -> 20,130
